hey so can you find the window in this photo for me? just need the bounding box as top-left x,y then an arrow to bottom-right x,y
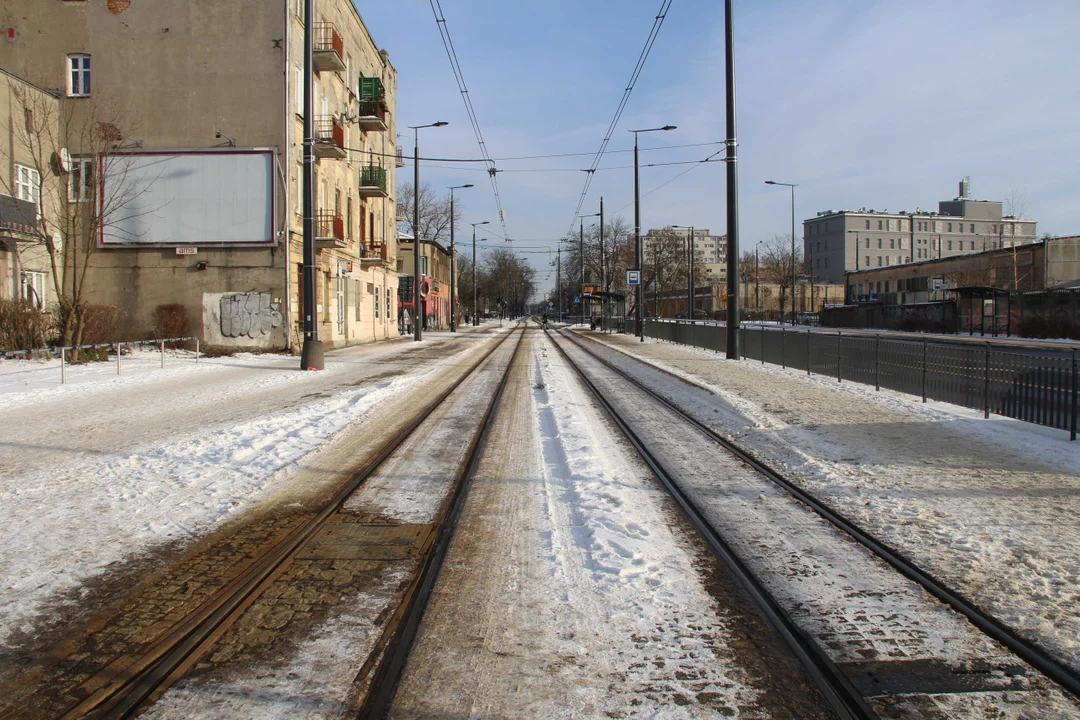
864,238 -> 869,248
375,286 -> 380,319
323,272 -> 330,321
992,224 -> 997,234
354,279 -> 362,316
420,256 -> 428,276
15,164 -> 41,207
21,271 -> 45,309
969,223 -> 975,233
69,157 -> 94,202
865,256 -> 869,267
295,66 -> 304,116
865,219 -> 870,230
386,286 -> 391,319
877,220 -> 883,230
948,240 -> 953,251
346,197 -> 353,242
295,164 -> 303,216
877,256 -> 882,267
947,222 -> 952,232
824,258 -> 828,268
889,239 -> 895,249
877,238 -> 882,249
67,54 -> 91,97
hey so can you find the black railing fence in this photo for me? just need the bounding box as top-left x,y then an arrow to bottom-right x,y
643,320 -> 1079,440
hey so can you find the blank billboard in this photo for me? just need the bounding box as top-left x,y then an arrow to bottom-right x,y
99,149 -> 276,247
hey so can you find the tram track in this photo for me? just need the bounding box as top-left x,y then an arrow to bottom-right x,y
548,327 -> 1080,718
38,325 -> 527,719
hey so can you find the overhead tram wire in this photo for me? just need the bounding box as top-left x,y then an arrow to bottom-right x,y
426,156 -> 723,174
342,141 -> 724,165
429,0 -> 510,240
564,0 -> 675,237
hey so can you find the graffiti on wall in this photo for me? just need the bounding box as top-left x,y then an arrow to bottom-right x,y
219,292 -> 283,338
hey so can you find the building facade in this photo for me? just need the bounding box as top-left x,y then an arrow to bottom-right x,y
804,179 -> 1038,285
641,227 -> 727,282
0,69 -> 61,312
396,238 -> 455,331
844,236 -> 1080,306
0,0 -> 398,351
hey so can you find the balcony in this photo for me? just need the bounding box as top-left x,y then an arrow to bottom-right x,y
312,23 -> 346,73
315,211 -> 346,249
0,194 -> 38,244
356,100 -> 388,132
358,164 -> 389,198
358,76 -> 386,104
395,147 -> 406,168
361,243 -> 391,266
314,115 -> 347,160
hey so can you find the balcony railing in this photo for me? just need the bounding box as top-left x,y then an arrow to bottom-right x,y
356,100 -> 388,132
361,243 -> 390,264
314,115 -> 346,159
358,164 -> 388,198
312,23 -> 346,73
315,211 -> 346,249
395,147 -> 406,169
0,194 -> 38,240
358,76 -> 386,104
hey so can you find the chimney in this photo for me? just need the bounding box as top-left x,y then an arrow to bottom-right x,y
959,176 -> 970,200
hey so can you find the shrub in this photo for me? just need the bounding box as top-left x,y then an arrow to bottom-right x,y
152,303 -> 191,343
78,304 -> 125,345
0,299 -> 53,351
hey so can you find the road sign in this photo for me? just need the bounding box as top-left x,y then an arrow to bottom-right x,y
573,296 -> 581,304
627,270 -> 640,286
932,276 -> 945,291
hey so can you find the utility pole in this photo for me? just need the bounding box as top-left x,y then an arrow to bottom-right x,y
299,0 -> 323,370
556,246 -> 561,321
724,0 -> 741,359
599,197 -> 605,332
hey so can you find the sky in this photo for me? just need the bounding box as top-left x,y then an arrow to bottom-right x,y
356,0 -> 1080,292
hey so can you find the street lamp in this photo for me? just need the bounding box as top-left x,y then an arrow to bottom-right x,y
471,220 -> 489,326
631,125 -> 676,341
577,212 -> 600,326
408,121 -> 448,341
765,180 -> 798,324
672,225 -> 696,322
447,183 -> 473,332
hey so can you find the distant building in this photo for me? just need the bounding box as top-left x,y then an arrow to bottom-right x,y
845,235 -> 1080,306
805,179 -> 1038,285
641,227 -> 727,282
396,237 -> 454,330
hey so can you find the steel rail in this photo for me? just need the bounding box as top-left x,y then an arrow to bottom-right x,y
359,326 -> 531,719
545,329 -> 877,720
565,328 -> 1080,701
60,325 -> 525,720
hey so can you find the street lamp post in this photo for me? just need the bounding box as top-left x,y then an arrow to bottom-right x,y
299,0 -> 323,370
471,221 -> 489,326
631,125 -> 676,341
408,121 -> 448,341
765,180 -> 798,324
599,197 -> 605,332
672,225 -> 695,321
447,183 -> 473,332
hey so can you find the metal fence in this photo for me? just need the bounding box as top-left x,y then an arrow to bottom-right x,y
2,336 -> 200,384
644,320 -> 1079,440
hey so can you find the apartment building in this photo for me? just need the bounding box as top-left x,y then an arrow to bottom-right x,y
396,237 -> 454,330
804,179 -> 1037,285
0,69 -> 61,312
0,0 -> 398,351
641,227 -> 728,282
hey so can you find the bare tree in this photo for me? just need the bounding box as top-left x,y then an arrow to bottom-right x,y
1002,187 -> 1028,290
758,234 -> 803,317
1,88 -> 154,348
396,182 -> 462,246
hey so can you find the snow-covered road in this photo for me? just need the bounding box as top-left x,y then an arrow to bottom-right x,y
0,329 -> 502,649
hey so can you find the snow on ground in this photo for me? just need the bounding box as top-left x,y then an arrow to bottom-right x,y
390,333 -> 799,719
0,336 -> 484,647
584,331 -> 1080,672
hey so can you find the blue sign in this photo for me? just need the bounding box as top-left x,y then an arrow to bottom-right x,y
573,295 -> 581,304
627,270 -> 641,286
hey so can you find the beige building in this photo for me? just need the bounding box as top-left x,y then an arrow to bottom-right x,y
0,69 -> 61,312
0,0 -> 398,350
642,227 -> 728,283
396,237 -> 455,331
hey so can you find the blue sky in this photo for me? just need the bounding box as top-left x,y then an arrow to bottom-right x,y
357,0 -> 1080,289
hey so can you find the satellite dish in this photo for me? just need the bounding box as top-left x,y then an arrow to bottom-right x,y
50,148 -> 72,176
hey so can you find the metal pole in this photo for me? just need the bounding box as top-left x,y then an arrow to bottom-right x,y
599,197 -> 605,332
449,191 -> 456,332
875,334 -> 880,391
806,329 -> 811,375
556,246 -> 561,323
837,330 -> 842,382
755,243 -> 759,321
724,0 -> 740,359
1071,349 -> 1077,441
790,185 -> 796,324
984,342 -> 991,419
922,338 -> 928,403
580,217 -> 585,325
299,0 -> 323,370
413,128 -> 422,341
634,134 -> 642,340
472,225 -> 477,326
687,226 -> 695,322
